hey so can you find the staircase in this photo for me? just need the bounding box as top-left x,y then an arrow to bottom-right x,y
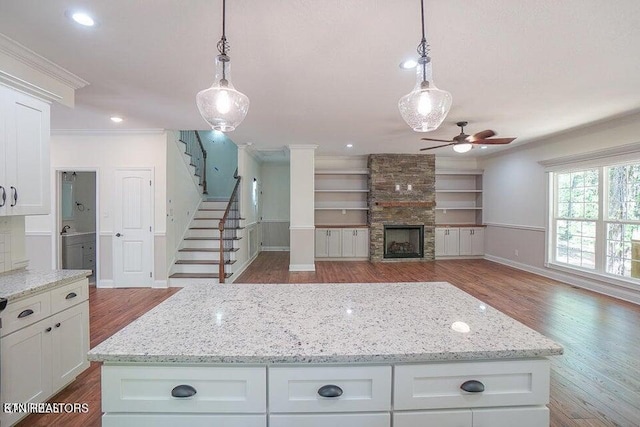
169,199 -> 243,286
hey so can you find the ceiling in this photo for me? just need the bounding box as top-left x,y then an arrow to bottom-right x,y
0,0 -> 639,157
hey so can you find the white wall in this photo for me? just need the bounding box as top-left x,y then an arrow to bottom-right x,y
166,131 -> 202,273
0,216 -> 27,273
261,162 -> 290,250
479,112 -> 640,304
25,131 -> 168,286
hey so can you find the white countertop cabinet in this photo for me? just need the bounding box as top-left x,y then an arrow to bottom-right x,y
0,274 -> 90,427
0,84 -> 50,216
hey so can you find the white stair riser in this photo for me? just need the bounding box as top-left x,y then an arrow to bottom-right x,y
173,264 -> 229,274
187,229 -> 221,238
194,211 -> 224,219
169,278 -> 220,287
191,219 -> 221,228
200,201 -> 228,210
182,239 -> 222,249
178,251 -> 236,261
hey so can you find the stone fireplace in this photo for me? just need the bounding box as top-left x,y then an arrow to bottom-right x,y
384,225 -> 424,259
368,154 -> 435,262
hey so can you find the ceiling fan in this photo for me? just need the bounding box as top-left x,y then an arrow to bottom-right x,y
419,121 -> 516,153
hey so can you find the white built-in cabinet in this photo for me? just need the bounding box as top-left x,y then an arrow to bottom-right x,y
436,227 -> 484,257
0,278 -> 90,427
101,359 -> 551,427
316,227 -> 369,259
0,84 -> 50,216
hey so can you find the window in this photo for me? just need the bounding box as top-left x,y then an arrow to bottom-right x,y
550,162 -> 640,282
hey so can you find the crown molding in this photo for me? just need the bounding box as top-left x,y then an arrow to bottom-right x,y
0,33 -> 89,90
52,129 -> 166,136
0,70 -> 62,103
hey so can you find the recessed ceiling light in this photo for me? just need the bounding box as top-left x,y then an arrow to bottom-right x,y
346,144 -> 353,148
110,116 -> 123,123
399,59 -> 418,69
480,145 -> 488,149
71,12 -> 95,27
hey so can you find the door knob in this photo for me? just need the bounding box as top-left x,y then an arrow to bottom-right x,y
115,233 -> 123,237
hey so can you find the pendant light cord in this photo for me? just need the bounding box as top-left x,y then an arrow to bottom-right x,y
417,0 -> 430,86
216,0 -> 230,82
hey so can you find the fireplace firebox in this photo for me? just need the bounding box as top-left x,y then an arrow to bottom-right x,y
383,225 -> 424,259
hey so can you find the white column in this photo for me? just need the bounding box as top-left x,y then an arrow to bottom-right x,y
289,145 -> 317,271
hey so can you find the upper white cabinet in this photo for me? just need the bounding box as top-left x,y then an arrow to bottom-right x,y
0,84 -> 50,216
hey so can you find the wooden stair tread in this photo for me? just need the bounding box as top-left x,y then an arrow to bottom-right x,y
175,260 -> 236,265
169,273 -> 232,279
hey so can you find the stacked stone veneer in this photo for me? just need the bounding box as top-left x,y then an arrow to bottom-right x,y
368,154 -> 436,262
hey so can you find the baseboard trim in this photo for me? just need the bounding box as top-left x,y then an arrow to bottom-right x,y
262,246 -> 290,251
152,280 -> 168,288
289,263 -> 316,272
98,279 -> 114,288
484,254 -> 640,305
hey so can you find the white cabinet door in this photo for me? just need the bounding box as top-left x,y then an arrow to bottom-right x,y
0,319 -> 53,427
472,406 -> 548,427
3,88 -> 50,215
459,228 -> 473,256
354,228 -> 369,257
341,228 -> 356,257
437,227 -> 461,257
271,413 -> 390,427
51,301 -> 90,391
394,410 -> 472,427
315,229 -> 329,257
103,414 -> 266,427
435,228 -> 447,256
327,229 -> 342,257
470,228 -> 484,256
63,242 -> 84,269
0,86 -> 7,216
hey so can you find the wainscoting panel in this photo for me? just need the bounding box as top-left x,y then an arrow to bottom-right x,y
262,221 -> 290,250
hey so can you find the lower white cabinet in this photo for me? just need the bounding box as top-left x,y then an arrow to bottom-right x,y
435,227 -> 460,256
0,278 -> 89,427
100,359 -> 551,427
341,228 -> 369,258
436,227 -> 484,257
316,227 -> 368,259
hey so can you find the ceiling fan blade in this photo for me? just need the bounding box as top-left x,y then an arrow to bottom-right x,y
420,138 -> 454,143
472,138 -> 516,145
468,130 -> 495,142
420,142 -> 456,151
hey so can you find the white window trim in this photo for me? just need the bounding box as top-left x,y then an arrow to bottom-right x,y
543,143 -> 640,285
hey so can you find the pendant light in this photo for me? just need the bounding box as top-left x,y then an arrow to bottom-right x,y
398,0 -> 452,132
196,0 -> 249,132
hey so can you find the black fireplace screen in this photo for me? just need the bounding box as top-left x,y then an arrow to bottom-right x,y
383,225 -> 424,258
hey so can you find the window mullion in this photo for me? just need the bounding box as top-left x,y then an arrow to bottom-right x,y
595,166 -> 606,273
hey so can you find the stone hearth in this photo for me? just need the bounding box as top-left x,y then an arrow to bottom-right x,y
368,154 -> 435,262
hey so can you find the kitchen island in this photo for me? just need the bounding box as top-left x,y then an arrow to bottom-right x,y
89,282 -> 563,427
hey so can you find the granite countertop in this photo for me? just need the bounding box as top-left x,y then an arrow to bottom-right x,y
89,282 -> 563,364
0,269 -> 92,301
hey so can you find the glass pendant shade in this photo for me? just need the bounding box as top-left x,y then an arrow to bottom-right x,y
452,142 -> 473,153
398,58 -> 452,132
196,54 -> 249,132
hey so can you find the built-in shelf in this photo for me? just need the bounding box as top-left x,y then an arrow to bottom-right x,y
436,207 -> 483,210
315,207 -> 369,211
435,170 -> 483,225
435,190 -> 482,193
314,166 -> 370,226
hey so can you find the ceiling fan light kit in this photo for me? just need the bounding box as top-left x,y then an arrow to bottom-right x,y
398,0 -> 452,132
196,0 -> 249,132
420,121 -> 516,153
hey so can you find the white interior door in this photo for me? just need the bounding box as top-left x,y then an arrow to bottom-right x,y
113,169 -> 153,287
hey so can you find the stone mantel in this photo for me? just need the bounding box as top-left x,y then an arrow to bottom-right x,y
374,201 -> 436,208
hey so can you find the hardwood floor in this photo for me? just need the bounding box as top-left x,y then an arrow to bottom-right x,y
16,253 -> 640,426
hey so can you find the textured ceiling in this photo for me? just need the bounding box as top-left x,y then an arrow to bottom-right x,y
0,0 -> 639,157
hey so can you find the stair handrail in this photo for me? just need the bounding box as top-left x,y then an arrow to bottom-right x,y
178,130 -> 208,195
194,131 -> 208,195
218,169 -> 241,283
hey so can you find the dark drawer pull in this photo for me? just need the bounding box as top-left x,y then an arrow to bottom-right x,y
18,309 -> 34,318
460,380 -> 485,393
65,292 -> 78,300
55,322 -> 61,328
171,384 -> 197,398
317,384 -> 343,398
45,327 -> 52,333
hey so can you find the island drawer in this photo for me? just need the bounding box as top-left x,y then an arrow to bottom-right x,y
0,291 -> 51,337
102,365 -> 266,413
103,414 -> 266,427
268,365 -> 391,413
50,278 -> 88,313
394,359 -> 550,410
270,412 -> 390,427
393,407 -> 548,427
